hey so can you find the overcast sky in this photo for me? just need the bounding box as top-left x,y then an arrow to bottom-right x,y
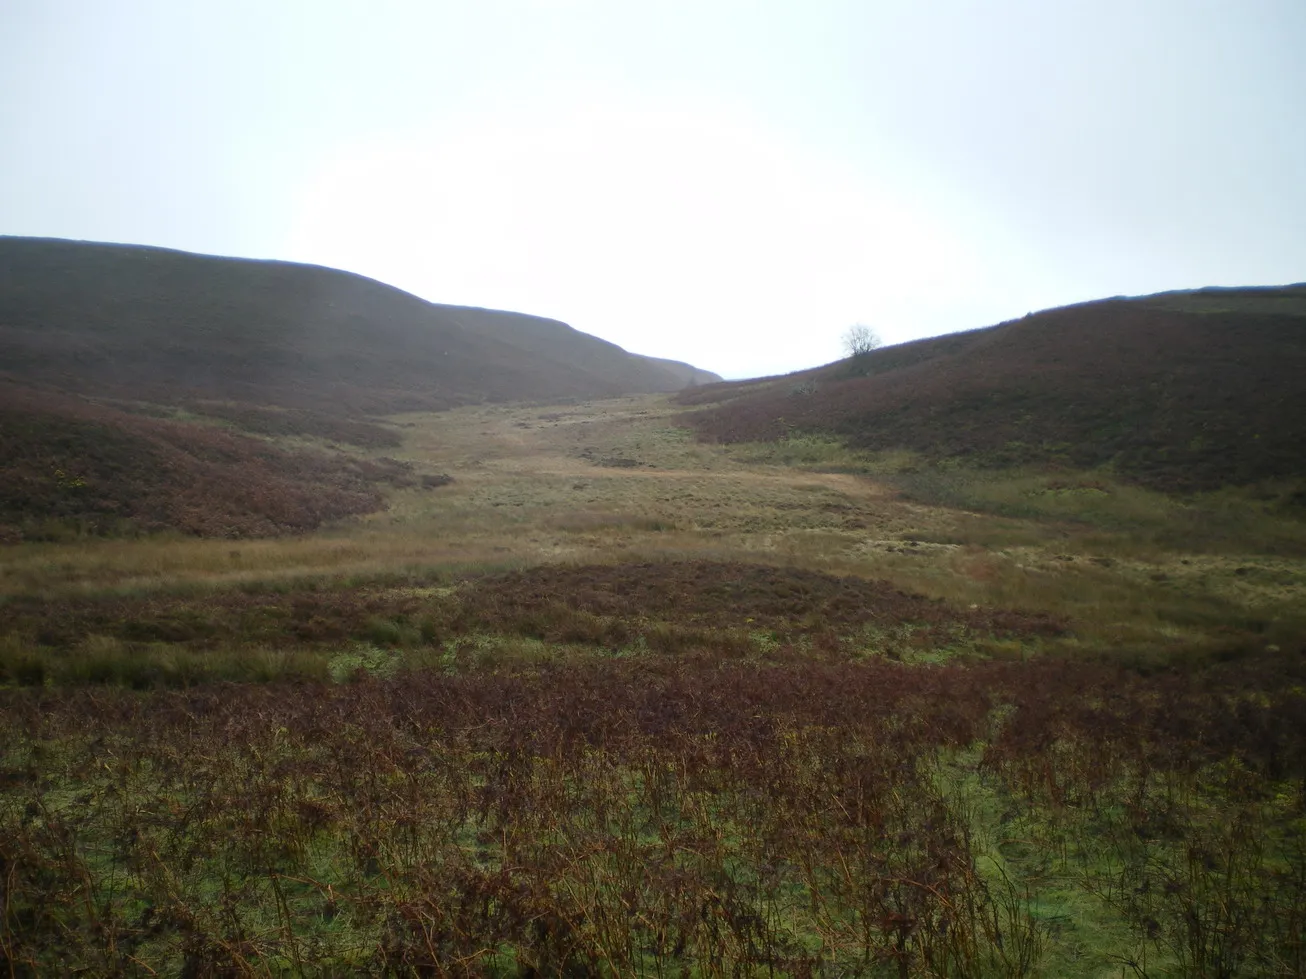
3,1 -> 1303,378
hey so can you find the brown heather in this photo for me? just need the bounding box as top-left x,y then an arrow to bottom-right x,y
681,287 -> 1306,494
2,656 -> 1304,975
0,385 -> 419,542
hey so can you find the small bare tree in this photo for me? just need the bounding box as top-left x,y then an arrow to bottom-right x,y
842,323 -> 882,357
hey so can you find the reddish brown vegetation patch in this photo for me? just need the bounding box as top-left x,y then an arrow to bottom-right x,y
0,561 -> 1063,663
0,385 -> 415,541
2,656 -> 1303,972
458,560 -> 1064,640
3,655 -> 1298,778
682,290 -> 1306,492
0,584 -> 434,651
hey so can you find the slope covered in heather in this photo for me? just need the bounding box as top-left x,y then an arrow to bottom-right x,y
0,384 -> 420,542
682,287 -> 1306,492
0,236 -> 718,414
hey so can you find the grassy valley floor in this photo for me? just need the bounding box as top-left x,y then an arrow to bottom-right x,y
2,394 -> 1304,976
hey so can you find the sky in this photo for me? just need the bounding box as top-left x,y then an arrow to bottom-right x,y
2,1 -> 1304,379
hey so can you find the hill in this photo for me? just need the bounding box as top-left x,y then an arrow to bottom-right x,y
681,286 -> 1306,492
0,236 -> 719,540
0,236 -> 719,413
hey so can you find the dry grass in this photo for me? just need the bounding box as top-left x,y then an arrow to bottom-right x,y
4,394 -> 1302,667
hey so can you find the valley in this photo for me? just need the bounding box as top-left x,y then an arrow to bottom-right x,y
3,392 -> 1304,976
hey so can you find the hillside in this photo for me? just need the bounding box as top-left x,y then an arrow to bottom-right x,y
682,286 -> 1306,492
642,355 -> 723,388
0,236 -> 719,413
0,236 -> 719,540
0,383 -> 422,542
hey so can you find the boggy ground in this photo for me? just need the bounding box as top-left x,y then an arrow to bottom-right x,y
2,394 -> 1305,976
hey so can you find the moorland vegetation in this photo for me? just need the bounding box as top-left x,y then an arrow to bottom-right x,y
1,259 -> 1304,976
0,236 -> 714,413
684,286 -> 1306,493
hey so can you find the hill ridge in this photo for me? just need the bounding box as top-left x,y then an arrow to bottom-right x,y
0,235 -> 720,413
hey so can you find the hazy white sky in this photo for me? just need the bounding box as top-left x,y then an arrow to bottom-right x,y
3,0 -> 1303,378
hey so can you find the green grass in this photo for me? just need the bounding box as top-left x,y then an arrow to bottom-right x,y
886,463 -> 1306,556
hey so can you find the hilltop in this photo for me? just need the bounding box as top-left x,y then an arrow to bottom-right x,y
681,286 -> 1306,493
0,236 -> 719,540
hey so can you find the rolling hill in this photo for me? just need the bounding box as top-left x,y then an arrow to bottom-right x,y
0,236 -> 719,412
682,286 -> 1306,493
0,236 -> 720,540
